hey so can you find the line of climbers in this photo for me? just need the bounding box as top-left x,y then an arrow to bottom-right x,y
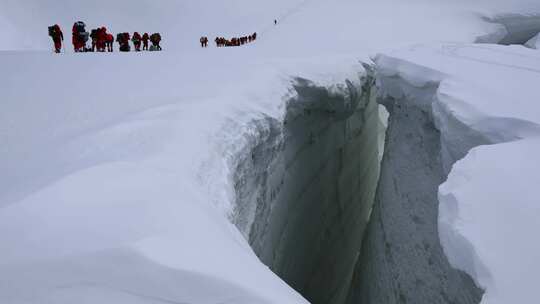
200,32 -> 257,48
48,22 -> 162,53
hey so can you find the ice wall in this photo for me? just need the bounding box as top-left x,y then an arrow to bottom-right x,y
346,63 -> 486,304
233,68 -> 386,304
477,14 -> 540,44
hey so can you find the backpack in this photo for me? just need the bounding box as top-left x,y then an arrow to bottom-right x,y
119,44 -> 130,52
151,33 -> 161,43
79,31 -> 89,42
48,26 -> 55,37
90,29 -> 98,39
74,21 -> 86,33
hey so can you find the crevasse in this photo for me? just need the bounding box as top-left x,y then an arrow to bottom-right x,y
232,65 -> 387,304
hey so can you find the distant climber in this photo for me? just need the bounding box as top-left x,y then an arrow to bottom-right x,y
150,33 -> 162,51
142,33 -> 149,51
215,37 -> 225,47
106,32 -> 114,52
200,36 -> 208,47
132,32 -> 142,51
90,28 -> 98,51
96,27 -> 108,52
117,32 -> 131,52
48,24 -> 63,53
72,21 -> 89,52
274,19 -> 277,25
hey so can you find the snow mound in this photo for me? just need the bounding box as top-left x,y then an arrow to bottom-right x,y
439,138 -> 540,304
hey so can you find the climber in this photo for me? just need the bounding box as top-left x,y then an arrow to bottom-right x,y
48,24 -> 63,53
96,27 -> 107,52
150,33 -> 162,51
142,33 -> 149,50
200,36 -> 208,47
132,32 -> 142,51
274,19 -> 277,25
90,28 -> 98,51
72,21 -> 88,52
117,32 -> 131,52
106,33 -> 114,52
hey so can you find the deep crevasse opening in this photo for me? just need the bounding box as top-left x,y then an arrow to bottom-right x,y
346,71 -> 486,304
228,63 -> 486,304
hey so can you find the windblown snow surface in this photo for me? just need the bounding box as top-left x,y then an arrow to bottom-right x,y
1,0 -> 540,304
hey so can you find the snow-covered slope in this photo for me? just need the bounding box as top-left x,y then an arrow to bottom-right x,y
2,0 -> 540,304
0,51 -> 312,303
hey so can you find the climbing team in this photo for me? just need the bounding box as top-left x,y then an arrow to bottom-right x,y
50,21 -> 269,52
48,21 -> 162,53
212,32 -> 257,47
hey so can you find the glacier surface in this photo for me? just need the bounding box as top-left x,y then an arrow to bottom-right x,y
1,0 -> 540,304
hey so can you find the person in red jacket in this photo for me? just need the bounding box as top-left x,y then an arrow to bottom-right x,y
132,32 -> 142,51
95,27 -> 107,52
49,24 -> 63,53
106,33 -> 114,52
142,33 -> 149,51
72,22 -> 86,52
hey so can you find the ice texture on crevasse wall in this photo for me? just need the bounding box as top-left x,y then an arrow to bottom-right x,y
345,64 -> 486,304
232,68 -> 387,304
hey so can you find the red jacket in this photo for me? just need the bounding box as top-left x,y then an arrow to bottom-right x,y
97,28 -> 108,42
52,25 -> 63,41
